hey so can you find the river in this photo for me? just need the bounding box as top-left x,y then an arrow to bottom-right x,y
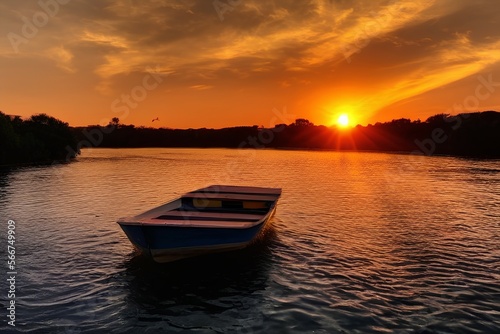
0,148 -> 499,333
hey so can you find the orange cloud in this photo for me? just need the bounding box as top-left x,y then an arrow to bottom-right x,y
1,0 -> 499,128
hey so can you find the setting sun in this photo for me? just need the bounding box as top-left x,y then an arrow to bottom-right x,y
337,114 -> 350,128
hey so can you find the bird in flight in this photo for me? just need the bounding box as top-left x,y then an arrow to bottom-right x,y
152,117 -> 159,122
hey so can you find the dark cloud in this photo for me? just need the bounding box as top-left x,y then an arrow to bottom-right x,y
1,0 -> 499,127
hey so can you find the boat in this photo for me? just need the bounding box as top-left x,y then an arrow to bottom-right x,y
117,185 -> 282,263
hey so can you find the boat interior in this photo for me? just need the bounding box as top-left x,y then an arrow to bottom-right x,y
152,185 -> 282,225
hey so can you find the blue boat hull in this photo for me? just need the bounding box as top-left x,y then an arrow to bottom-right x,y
120,211 -> 273,262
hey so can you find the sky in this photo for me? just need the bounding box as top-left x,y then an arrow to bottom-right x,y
1,0 -> 500,129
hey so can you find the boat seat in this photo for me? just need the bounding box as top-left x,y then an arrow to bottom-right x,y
155,215 -> 260,222
155,210 -> 265,220
176,206 -> 270,215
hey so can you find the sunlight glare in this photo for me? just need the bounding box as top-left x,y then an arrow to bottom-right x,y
337,114 -> 349,128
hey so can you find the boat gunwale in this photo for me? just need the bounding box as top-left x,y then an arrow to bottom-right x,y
189,185 -> 282,196
118,206 -> 275,228
118,185 -> 280,229
181,192 -> 280,202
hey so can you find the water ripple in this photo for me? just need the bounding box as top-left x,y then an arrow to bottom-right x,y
0,149 -> 499,333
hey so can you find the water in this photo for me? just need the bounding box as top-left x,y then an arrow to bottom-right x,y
0,148 -> 499,333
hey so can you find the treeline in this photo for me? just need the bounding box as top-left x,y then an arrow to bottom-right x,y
1,111 -> 498,166
73,111 -> 500,158
0,112 -> 79,166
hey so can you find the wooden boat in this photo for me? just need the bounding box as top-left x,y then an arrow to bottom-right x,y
117,185 -> 281,263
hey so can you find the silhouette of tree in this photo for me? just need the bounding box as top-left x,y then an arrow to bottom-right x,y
110,117 -> 120,127
425,113 -> 450,124
293,118 -> 314,127
4,111 -> 498,163
69,111 -> 500,157
0,112 -> 78,166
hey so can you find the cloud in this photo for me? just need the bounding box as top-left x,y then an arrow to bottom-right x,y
44,45 -> 75,73
190,84 -> 213,90
1,0 -> 499,126
352,3 -> 500,119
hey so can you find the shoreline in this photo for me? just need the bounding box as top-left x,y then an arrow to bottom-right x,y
3,146 -> 499,170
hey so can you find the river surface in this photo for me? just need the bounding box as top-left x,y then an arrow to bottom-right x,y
0,148 -> 499,333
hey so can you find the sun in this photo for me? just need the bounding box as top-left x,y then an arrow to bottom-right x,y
337,114 -> 350,128
325,103 -> 358,128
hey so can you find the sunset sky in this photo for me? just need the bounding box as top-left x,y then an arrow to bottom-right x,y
1,0 -> 499,129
